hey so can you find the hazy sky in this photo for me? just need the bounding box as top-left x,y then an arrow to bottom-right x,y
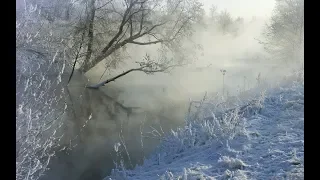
201,0 -> 275,19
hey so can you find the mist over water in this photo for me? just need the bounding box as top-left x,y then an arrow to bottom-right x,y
38,15 -> 297,180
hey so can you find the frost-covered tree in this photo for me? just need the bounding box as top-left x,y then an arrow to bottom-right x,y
208,7 -> 242,36
16,0 -> 205,178
209,5 -> 218,22
18,0 -> 205,87
217,10 -> 233,34
67,0 -> 204,85
259,0 -> 304,63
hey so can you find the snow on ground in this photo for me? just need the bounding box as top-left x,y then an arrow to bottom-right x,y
105,74 -> 304,180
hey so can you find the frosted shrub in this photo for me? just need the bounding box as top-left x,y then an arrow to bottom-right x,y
16,51 -> 69,180
221,169 -> 248,180
218,156 -> 247,170
155,89 -> 266,163
16,6 -> 72,180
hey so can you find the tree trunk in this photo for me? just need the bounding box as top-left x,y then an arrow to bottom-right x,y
84,0 -> 96,67
80,42 -> 122,73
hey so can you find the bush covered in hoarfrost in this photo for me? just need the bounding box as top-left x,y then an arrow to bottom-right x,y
16,6 -> 74,180
107,67 -> 304,180
107,85 -> 267,179
107,96 -> 265,179
154,92 -> 265,163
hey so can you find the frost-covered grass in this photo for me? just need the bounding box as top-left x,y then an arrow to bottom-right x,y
105,70 -> 304,180
16,11 -> 72,179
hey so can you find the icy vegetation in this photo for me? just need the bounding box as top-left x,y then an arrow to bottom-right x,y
16,0 -> 303,179
105,70 -> 304,180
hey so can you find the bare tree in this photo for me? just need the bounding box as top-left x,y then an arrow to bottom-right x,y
259,0 -> 304,63
217,10 -> 233,34
235,16 -> 244,24
209,5 -> 218,21
208,7 -> 242,36
16,0 -> 204,178
71,0 -> 204,77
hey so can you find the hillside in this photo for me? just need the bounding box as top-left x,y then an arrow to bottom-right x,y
105,73 -> 304,180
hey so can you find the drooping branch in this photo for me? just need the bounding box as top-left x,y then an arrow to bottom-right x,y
86,67 -> 145,89
129,40 -> 162,45
86,55 -> 182,89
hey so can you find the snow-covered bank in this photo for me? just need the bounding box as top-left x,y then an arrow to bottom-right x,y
105,72 -> 304,180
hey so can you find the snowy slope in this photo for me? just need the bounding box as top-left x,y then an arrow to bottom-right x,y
105,77 -> 304,180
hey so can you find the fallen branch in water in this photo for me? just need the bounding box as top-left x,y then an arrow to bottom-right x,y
86,54 -> 184,89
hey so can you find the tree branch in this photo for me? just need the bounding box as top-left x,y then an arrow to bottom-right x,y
86,61 -> 182,89
86,67 -> 145,89
81,21 -> 167,73
68,19 -> 87,84
95,0 -> 113,10
129,40 -> 163,45
101,0 -> 138,53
